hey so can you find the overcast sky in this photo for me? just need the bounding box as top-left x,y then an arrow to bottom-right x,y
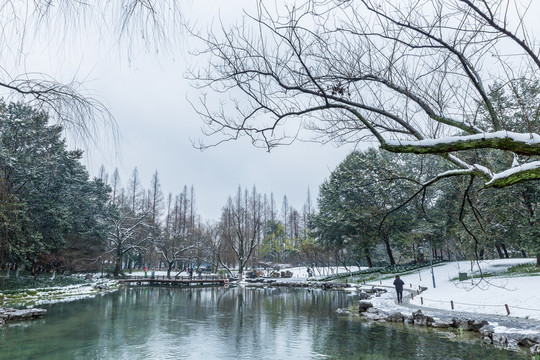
15,0 -> 359,221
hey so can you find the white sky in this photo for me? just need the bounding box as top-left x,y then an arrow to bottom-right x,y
8,0 -> 358,221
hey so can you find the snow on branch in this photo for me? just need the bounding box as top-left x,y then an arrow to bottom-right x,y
383,131 -> 540,156
486,161 -> 540,188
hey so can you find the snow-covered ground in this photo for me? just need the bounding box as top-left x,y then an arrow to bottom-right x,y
273,265 -> 365,278
2,280 -> 118,307
365,258 -> 540,322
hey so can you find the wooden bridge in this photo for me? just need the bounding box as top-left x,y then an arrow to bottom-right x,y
118,275 -> 230,287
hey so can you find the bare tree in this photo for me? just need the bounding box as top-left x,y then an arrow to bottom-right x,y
157,195 -> 196,278
106,208 -> 152,277
127,167 -> 144,213
148,170 -> 164,225
218,186 -> 263,281
191,0 -> 540,188
302,187 -> 313,241
110,168 -> 122,206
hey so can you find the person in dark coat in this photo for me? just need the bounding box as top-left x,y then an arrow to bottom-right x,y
393,275 -> 405,303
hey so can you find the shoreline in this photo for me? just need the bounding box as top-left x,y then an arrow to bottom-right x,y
0,279 -> 119,324
243,278 -> 540,356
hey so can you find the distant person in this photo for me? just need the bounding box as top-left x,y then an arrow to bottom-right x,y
393,275 -> 405,303
198,268 -> 202,279
189,268 -> 193,279
144,266 -> 147,278
151,268 -> 155,279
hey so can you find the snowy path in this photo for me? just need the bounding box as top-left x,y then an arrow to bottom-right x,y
363,282 -> 540,334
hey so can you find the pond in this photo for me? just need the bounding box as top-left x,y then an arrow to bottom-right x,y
0,286 -> 528,359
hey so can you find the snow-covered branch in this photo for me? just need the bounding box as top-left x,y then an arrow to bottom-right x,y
383,132 -> 540,156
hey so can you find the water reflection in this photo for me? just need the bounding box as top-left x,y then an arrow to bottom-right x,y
0,286 -> 527,359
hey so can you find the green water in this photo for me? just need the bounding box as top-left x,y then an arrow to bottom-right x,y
0,287 -> 528,359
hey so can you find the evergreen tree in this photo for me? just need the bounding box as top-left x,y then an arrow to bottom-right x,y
0,101 -> 110,272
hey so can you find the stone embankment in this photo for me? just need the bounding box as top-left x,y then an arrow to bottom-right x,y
341,289 -> 540,357
0,307 -> 47,325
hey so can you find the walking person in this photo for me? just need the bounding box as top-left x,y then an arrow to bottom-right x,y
393,275 -> 405,303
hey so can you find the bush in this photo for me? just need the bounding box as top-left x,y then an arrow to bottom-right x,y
507,263 -> 540,275
0,270 -> 89,291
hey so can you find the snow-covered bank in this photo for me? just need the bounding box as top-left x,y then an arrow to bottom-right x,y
134,266 -> 364,281
325,258 -> 540,355
0,279 -> 119,308
370,259 -> 540,321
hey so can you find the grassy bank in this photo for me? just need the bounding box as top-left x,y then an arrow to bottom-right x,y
0,271 -> 118,308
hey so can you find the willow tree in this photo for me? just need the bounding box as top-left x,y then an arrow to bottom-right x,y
192,0 -> 540,265
1,0 -> 182,140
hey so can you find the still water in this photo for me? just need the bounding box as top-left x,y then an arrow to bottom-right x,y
0,286 -> 527,359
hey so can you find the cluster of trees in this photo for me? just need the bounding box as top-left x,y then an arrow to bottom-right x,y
190,0 -> 540,268
312,148 -> 540,268
98,166 -> 205,278
97,176 -> 318,280
0,101 -> 320,279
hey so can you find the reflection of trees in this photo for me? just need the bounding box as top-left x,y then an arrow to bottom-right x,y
211,287 -> 351,355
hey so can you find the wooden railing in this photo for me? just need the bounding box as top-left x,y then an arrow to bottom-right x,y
128,274 -> 223,281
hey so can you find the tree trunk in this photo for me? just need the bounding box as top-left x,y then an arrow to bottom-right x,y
114,254 -> 123,277
521,249 -> 528,258
128,253 -> 133,274
384,238 -> 395,266
167,262 -> 173,279
501,243 -> 509,258
365,255 -> 373,268
536,252 -> 540,268
495,244 -> 504,259
238,267 -> 244,282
